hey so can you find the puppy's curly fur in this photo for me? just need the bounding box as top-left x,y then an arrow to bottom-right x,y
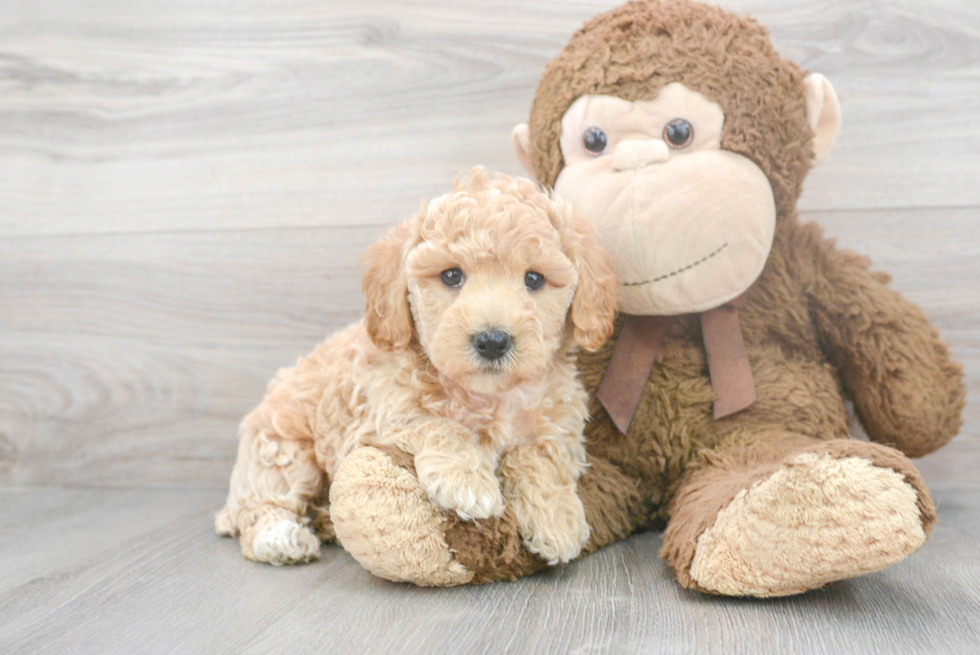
216,169 -> 618,567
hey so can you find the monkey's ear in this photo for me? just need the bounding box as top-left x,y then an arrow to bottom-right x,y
361,219 -> 416,351
804,73 -> 842,165
511,123 -> 535,176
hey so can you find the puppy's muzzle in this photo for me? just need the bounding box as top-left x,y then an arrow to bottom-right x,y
472,329 -> 512,362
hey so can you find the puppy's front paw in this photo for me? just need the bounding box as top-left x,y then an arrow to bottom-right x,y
415,449 -> 504,521
519,492 -> 590,565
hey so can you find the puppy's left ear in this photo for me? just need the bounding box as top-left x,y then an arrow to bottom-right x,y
568,211 -> 618,351
361,218 -> 417,351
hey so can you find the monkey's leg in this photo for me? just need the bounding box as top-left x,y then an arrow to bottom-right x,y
330,446 -> 644,586
661,431 -> 936,597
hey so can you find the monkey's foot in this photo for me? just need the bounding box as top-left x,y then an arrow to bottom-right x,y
330,446 -> 552,586
330,446 -> 474,586
689,449 -> 929,597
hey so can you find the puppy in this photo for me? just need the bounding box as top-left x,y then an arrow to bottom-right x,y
216,168 -> 618,567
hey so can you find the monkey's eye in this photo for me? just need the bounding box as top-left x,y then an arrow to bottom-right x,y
582,127 -> 608,155
663,118 -> 694,149
440,268 -> 465,288
524,271 -> 546,291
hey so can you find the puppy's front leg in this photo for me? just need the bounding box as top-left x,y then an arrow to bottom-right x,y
387,419 -> 504,521
499,440 -> 590,565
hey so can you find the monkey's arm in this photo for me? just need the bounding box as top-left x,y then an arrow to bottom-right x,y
801,225 -> 965,458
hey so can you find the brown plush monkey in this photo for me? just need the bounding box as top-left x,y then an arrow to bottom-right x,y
327,0 -> 965,596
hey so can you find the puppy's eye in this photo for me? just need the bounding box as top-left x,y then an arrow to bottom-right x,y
524,271 -> 546,291
582,127 -> 608,155
440,268 -> 464,288
663,118 -> 694,149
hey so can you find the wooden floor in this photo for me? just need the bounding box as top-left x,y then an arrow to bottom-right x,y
2,484 -> 980,654
1,0 -> 978,652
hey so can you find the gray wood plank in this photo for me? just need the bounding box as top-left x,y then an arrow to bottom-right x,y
1,485 -> 978,654
1,207 -> 976,488
1,0 -> 979,239
0,226 -> 374,487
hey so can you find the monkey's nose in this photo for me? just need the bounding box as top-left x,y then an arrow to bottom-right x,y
472,329 -> 513,362
612,139 -> 670,171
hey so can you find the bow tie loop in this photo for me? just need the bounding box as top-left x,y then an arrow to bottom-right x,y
596,296 -> 756,434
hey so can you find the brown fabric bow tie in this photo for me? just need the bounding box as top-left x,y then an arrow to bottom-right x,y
596,296 -> 756,434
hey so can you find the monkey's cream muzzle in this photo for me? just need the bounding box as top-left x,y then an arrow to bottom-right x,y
611,139 -> 670,171
556,143 -> 775,316
553,85 -> 776,316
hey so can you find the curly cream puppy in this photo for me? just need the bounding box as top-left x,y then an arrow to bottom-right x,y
216,169 -> 618,568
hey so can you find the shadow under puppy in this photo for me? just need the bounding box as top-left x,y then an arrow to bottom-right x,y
217,168 -> 618,570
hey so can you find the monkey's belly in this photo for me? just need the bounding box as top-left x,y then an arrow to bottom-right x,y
584,338 -> 850,513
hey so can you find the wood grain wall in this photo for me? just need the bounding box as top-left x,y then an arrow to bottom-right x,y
1,0 -> 977,488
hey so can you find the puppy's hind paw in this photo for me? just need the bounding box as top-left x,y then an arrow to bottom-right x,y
245,516 -> 321,566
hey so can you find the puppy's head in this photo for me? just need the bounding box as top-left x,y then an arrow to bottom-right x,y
361,168 -> 618,394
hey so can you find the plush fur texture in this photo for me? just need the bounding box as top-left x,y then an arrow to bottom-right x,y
216,169 -> 619,569
330,446 -> 474,586
687,451 -> 926,597
318,0 -> 964,595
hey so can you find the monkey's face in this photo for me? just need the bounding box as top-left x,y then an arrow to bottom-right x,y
553,83 -> 776,316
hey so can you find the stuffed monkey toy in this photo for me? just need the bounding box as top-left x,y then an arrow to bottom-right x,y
326,0 -> 965,596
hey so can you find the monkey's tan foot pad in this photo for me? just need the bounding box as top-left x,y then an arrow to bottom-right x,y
330,446 -> 474,587
689,450 -> 928,597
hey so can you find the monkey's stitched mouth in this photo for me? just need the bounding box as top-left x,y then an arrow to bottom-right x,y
621,242 -> 729,288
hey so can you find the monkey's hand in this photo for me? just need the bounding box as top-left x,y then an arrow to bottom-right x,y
804,228 -> 964,458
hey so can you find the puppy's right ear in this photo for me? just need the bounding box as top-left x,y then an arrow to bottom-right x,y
361,219 -> 416,351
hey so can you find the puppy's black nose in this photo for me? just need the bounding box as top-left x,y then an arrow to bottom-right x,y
473,330 -> 512,361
